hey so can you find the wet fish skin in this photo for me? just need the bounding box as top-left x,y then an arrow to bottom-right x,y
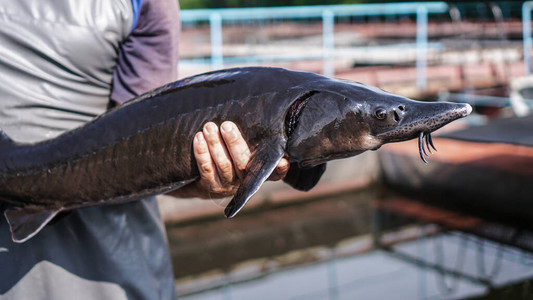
0,67 -> 471,242
0,67 -> 317,242
1,69 -> 286,203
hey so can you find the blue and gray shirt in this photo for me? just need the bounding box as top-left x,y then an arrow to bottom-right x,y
0,0 -> 180,298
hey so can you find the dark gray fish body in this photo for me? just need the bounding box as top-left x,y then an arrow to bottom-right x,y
0,67 -> 471,242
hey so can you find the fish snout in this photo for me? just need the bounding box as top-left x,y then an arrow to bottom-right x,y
375,101 -> 471,142
425,102 -> 471,131
463,103 -> 473,116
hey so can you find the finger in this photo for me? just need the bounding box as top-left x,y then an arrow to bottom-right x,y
220,121 -> 251,179
193,131 -> 221,191
203,122 -> 235,185
268,158 -> 290,181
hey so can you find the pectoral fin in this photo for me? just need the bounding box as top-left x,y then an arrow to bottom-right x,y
4,205 -> 63,243
224,139 -> 285,218
283,163 -> 326,191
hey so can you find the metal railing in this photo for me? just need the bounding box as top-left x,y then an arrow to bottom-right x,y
181,2 -> 449,91
523,1 -> 533,75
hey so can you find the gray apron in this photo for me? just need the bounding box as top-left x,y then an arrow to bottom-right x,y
0,0 -> 177,298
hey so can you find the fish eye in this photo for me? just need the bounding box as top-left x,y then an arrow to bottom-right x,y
374,108 -> 387,120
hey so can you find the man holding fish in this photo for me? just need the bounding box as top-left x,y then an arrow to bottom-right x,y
0,0 -> 287,298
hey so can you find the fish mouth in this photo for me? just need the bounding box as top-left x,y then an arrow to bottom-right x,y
416,103 -> 471,164
417,131 -> 437,164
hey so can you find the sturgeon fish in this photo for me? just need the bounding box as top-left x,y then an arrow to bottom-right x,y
0,67 -> 471,243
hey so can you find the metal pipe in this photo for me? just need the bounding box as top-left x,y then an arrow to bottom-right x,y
523,2 -> 533,75
187,3 -> 449,76
181,3 -> 449,23
322,9 -> 335,77
416,6 -> 428,92
327,250 -> 339,300
210,12 -> 223,69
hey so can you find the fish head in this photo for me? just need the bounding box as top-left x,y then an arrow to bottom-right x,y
370,96 -> 472,143
286,79 -> 471,167
367,94 -> 471,164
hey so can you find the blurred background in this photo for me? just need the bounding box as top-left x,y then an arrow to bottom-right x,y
158,1 -> 533,299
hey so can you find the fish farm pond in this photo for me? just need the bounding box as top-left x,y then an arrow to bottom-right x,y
166,184 -> 533,300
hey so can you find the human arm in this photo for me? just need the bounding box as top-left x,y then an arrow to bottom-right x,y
108,0 -> 288,198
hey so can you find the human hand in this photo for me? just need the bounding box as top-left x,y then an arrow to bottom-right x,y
169,121 -> 289,199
